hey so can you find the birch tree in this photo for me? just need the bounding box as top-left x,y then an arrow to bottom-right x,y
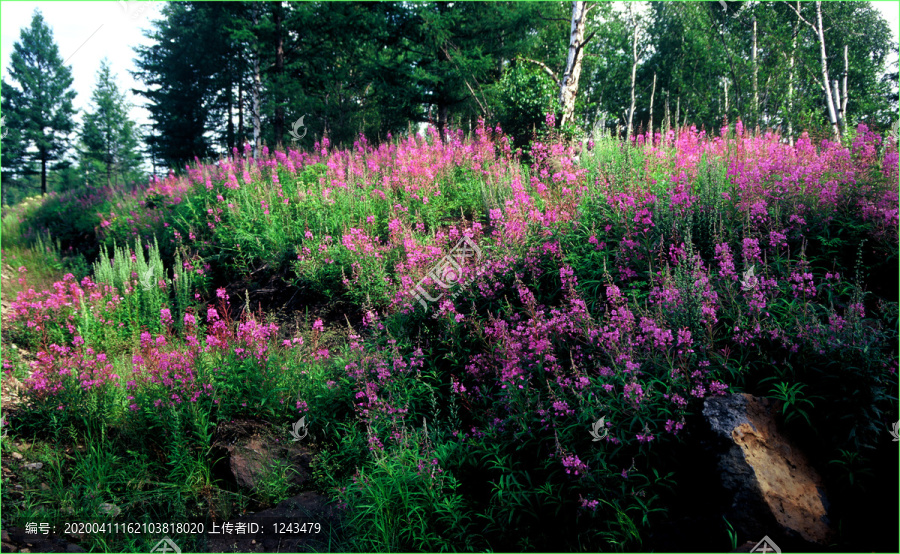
786,0 -> 799,146
624,3 -> 649,142
559,1 -> 597,127
789,0 -> 840,140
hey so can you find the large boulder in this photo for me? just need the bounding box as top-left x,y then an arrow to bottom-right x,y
212,419 -> 314,492
702,393 -> 835,546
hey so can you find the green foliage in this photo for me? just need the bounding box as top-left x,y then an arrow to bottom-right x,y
254,459 -> 299,506
492,62 -> 557,147
79,60 -> 143,188
337,428 -> 478,552
89,237 -> 199,343
768,381 -> 816,426
0,9 -> 77,196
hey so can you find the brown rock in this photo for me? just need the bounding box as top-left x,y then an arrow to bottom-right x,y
703,393 -> 834,545
214,420 -> 313,492
11,452 -> 23,461
225,442 -> 267,490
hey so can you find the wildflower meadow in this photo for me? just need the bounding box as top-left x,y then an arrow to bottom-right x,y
2,120 -> 897,552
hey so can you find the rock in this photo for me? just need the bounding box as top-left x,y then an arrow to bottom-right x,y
98,503 -> 121,517
17,442 -> 31,452
2,530 -> 10,542
731,540 -> 759,552
11,452 -> 23,460
40,483 -> 50,491
3,527 -> 85,554
702,393 -> 834,545
213,420 -> 313,492
225,440 -> 268,490
23,462 -> 42,471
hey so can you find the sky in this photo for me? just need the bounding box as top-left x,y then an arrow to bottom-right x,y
1,0 -> 898,136
1,0 -> 165,132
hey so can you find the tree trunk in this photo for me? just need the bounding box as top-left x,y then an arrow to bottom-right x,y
437,101 -> 448,142
41,155 -> 47,196
724,77 -> 729,115
841,44 -> 849,122
238,79 -> 244,149
815,1 -> 841,140
252,52 -> 261,158
227,74 -> 235,151
787,2 -> 798,146
560,1 -> 590,127
664,91 -> 670,137
833,79 -> 843,131
752,17 -> 759,130
648,72 -> 656,144
250,7 -> 262,158
675,96 -> 680,136
273,2 -> 285,150
626,19 -> 638,143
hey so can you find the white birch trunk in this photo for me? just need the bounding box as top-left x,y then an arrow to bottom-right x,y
787,2 -> 798,146
833,79 -> 844,131
815,1 -> 841,140
841,44 -> 849,121
752,17 -> 759,130
724,78 -> 729,115
626,19 -> 638,143
649,72 -> 656,144
560,1 -> 590,128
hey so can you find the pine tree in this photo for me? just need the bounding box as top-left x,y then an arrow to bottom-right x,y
132,1 -> 219,168
1,10 -> 77,196
80,60 -> 142,188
